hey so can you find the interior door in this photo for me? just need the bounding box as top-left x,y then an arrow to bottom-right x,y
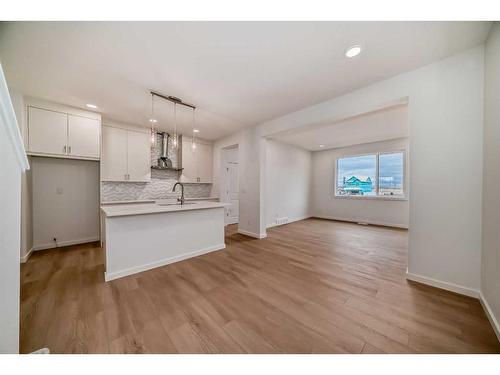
224,147 -> 239,225
100,126 -> 128,181
127,130 -> 151,182
28,106 -> 68,155
67,114 -> 100,158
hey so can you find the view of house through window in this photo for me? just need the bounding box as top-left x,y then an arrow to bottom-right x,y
336,151 -> 404,197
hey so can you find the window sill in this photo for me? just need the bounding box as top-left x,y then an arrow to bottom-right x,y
334,195 -> 407,201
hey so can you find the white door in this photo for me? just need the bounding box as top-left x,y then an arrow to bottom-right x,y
127,130 -> 151,182
223,147 -> 239,225
67,114 -> 100,159
28,107 -> 68,155
101,126 -> 128,181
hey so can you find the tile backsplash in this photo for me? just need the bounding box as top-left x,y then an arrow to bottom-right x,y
100,133 -> 212,203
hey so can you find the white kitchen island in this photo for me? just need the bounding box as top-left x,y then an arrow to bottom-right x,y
100,201 -> 227,281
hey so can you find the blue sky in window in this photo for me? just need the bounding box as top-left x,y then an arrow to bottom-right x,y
337,155 -> 376,186
337,153 -> 403,188
379,153 -> 403,188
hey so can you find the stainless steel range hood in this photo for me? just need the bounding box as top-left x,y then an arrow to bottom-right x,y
151,132 -> 183,171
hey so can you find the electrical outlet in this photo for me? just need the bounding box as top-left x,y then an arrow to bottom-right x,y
275,217 -> 289,225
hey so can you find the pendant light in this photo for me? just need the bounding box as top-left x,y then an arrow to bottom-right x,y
150,93 -> 156,148
172,102 -> 178,149
191,107 -> 197,151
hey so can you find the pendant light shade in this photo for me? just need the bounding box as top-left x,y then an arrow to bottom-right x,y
150,93 -> 156,148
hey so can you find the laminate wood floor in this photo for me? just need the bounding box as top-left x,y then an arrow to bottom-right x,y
20,219 -> 500,353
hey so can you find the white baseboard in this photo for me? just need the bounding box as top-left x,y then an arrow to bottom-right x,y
313,215 -> 408,229
105,243 -> 226,282
405,269 -> 480,298
266,215 -> 311,229
237,229 -> 267,239
32,237 -> 100,251
20,248 -> 34,263
479,292 -> 500,342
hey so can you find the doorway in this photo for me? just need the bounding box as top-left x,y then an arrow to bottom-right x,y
222,145 -> 239,225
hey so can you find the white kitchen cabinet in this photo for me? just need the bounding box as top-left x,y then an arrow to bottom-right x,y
196,143 -> 213,183
101,125 -> 151,182
68,115 -> 100,158
181,140 -> 212,183
127,130 -> 151,182
28,107 -> 68,156
27,106 -> 101,160
181,140 -> 197,183
101,126 -> 128,181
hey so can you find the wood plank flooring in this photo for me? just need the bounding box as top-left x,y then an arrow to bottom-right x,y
20,219 -> 500,353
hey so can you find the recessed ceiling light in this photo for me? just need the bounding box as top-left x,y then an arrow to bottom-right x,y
345,45 -> 362,58
193,129 -> 200,133
149,118 -> 158,123
86,103 -> 98,109
319,144 -> 325,148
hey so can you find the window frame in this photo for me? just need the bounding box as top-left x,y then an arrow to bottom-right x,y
334,150 -> 407,200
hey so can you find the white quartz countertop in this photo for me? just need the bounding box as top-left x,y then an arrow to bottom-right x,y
101,201 -> 228,218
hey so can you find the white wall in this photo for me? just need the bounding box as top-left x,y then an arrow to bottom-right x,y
213,46 -> 485,292
265,139 -> 311,227
32,157 -> 100,250
312,138 -> 409,228
0,67 -> 28,353
0,108 -> 21,354
10,91 -> 33,260
482,23 -> 500,338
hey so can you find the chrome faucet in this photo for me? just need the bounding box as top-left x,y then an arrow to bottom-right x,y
172,182 -> 185,205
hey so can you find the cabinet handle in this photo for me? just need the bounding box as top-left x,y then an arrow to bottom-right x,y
63,145 -> 67,154
124,174 -> 127,180
68,146 -> 71,154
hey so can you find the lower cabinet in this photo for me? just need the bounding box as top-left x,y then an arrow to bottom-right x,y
101,125 -> 151,182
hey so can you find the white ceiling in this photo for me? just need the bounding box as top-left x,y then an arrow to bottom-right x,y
269,104 -> 409,151
0,22 -> 491,140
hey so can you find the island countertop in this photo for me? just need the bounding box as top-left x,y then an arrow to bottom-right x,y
101,201 -> 228,218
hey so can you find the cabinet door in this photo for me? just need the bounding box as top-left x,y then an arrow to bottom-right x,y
28,107 -> 68,155
197,143 -> 213,183
181,140 -> 197,182
68,115 -> 100,158
101,126 -> 128,181
127,130 -> 151,182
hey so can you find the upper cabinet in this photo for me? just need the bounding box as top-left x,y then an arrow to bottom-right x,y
28,107 -> 68,155
67,115 -> 100,158
181,139 -> 213,183
27,105 -> 100,160
101,125 -> 151,182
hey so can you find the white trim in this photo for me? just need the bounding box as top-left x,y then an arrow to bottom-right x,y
405,269 -> 480,298
479,292 -> 500,343
26,151 -> 99,162
266,215 -> 311,228
313,215 -> 408,229
0,63 -> 29,171
237,229 -> 267,239
32,237 -> 100,251
20,248 -> 34,263
105,243 -> 226,281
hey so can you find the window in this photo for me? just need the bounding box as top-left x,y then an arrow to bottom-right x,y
336,151 -> 405,198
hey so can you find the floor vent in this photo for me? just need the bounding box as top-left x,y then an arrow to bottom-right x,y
275,217 -> 289,225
